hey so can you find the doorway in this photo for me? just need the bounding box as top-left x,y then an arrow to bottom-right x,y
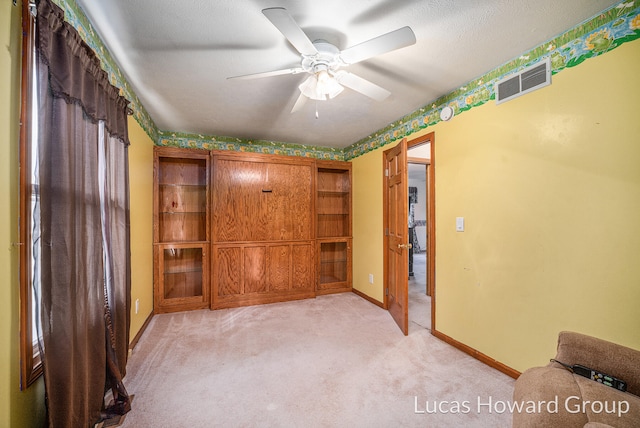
383,132 -> 435,335
408,147 -> 431,331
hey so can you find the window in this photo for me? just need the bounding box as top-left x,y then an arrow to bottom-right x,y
21,7 -> 133,426
19,0 -> 42,389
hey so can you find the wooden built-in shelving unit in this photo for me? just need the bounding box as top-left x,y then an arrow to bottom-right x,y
211,152 -> 316,309
153,147 -> 210,313
316,161 -> 352,294
153,149 -> 352,312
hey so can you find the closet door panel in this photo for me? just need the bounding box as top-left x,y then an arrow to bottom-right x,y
264,163 -> 291,241
213,156 -> 314,243
292,243 -> 313,290
216,247 -> 242,296
244,246 -> 267,294
263,163 -> 313,241
268,245 -> 290,291
286,164 -> 313,240
210,152 -> 317,310
212,159 -> 241,242
213,159 -> 268,242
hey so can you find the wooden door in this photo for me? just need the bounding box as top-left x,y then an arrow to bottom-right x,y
384,138 -> 409,335
425,163 -> 431,297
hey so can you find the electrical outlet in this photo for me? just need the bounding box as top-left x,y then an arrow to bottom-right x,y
368,274 -> 374,284
135,299 -> 139,314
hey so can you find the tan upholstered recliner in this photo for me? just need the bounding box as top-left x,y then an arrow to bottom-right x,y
513,331 -> 640,428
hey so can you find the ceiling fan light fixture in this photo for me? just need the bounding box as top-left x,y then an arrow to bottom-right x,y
327,84 -> 344,99
317,70 -> 344,99
298,75 -> 325,100
299,68 -> 344,101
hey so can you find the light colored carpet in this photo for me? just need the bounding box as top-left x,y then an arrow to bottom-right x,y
122,293 -> 514,427
409,252 -> 430,332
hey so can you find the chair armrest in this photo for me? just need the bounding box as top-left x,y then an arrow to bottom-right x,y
552,331 -> 640,397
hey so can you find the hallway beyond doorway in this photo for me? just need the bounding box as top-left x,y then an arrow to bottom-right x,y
409,252 -> 430,332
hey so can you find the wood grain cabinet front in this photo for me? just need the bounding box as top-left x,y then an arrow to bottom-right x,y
153,146 -> 210,313
315,161 -> 352,294
153,149 -> 353,313
212,241 -> 314,309
211,153 -> 316,309
317,238 -> 352,294
154,242 -> 209,313
212,156 -> 313,242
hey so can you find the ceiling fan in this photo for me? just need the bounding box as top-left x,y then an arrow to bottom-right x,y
228,7 -> 416,113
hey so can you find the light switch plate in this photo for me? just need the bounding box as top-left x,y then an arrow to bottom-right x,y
456,217 -> 465,232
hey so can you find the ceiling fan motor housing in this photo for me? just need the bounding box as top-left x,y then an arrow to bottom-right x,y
301,40 -> 343,76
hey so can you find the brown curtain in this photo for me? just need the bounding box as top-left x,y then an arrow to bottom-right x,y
99,121 -> 132,412
35,0 -> 131,426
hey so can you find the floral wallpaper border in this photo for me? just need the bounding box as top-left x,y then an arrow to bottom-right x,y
52,0 -> 159,142
343,1 -> 640,160
157,132 -> 345,160
55,0 -> 639,161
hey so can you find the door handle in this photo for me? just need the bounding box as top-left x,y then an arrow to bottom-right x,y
398,243 -> 413,249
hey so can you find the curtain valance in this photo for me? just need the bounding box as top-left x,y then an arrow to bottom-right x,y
36,0 -> 131,145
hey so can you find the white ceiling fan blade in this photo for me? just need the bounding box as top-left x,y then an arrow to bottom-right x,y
290,92 -> 308,113
262,8 -> 318,56
227,67 -> 304,80
335,71 -> 391,101
339,26 -> 416,65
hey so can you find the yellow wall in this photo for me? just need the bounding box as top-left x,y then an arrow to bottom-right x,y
351,146 -> 387,302
351,39 -> 640,372
128,117 -> 155,340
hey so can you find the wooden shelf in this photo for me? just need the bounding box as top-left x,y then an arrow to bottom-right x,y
316,161 -> 352,293
159,246 -> 206,301
158,212 -> 206,243
159,183 -> 206,188
317,216 -> 349,239
163,268 -> 203,274
318,190 -> 349,195
163,270 -> 203,299
154,146 -> 210,314
319,259 -> 346,266
320,274 -> 347,284
160,211 -> 206,214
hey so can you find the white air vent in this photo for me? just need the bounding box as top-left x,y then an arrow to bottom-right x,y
495,57 -> 551,105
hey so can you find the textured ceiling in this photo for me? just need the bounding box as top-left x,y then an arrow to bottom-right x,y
75,0 -> 620,148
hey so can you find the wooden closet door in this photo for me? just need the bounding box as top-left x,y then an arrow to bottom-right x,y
213,159 -> 269,242
213,158 -> 313,242
264,163 -> 312,241
211,153 -> 316,310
